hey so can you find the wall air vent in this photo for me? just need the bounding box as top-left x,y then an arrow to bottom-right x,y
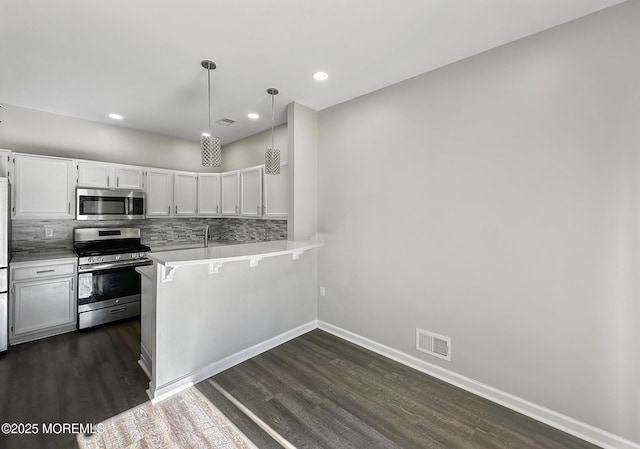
416,328 -> 451,361
215,118 -> 236,126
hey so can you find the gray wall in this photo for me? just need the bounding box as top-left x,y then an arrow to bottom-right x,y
288,102 -> 318,241
317,1 -> 639,443
154,251 -> 317,389
0,104 -> 215,172
221,125 -> 287,171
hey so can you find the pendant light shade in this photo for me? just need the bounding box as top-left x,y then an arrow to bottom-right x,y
201,60 -> 221,167
201,133 -> 221,167
264,88 -> 280,175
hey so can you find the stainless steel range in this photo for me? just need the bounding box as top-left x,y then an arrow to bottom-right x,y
74,227 -> 151,329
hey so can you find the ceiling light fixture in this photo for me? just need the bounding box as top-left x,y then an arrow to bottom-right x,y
200,60 -> 221,167
248,113 -> 260,120
313,71 -> 329,81
108,113 -> 123,120
264,88 -> 280,175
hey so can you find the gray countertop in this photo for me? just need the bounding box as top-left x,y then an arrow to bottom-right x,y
149,240 -> 240,252
10,251 -> 77,265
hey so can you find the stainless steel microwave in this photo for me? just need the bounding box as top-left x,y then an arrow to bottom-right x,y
76,189 -> 145,220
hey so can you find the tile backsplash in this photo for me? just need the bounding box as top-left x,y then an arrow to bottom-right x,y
11,218 -> 287,255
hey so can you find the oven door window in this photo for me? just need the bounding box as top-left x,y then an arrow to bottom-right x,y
78,266 -> 141,305
79,196 -> 126,216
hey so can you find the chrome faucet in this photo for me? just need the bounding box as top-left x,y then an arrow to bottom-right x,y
204,224 -> 210,248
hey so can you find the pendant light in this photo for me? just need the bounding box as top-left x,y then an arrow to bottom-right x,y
264,88 -> 280,175
201,60 -> 221,167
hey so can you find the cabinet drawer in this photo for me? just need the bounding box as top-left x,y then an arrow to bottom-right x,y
11,262 -> 76,281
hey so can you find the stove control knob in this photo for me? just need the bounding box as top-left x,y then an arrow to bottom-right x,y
139,252 -> 145,258
87,257 -> 93,263
97,257 -> 103,263
115,255 -> 121,261
131,253 -> 137,259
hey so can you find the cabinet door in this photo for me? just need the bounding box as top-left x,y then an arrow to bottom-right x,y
263,162 -> 288,218
240,166 -> 263,217
13,154 -> 74,219
77,161 -> 113,188
146,169 -> 173,217
0,149 -> 12,178
115,165 -> 145,190
197,174 -> 221,216
221,171 -> 240,216
173,171 -> 197,216
12,277 -> 76,336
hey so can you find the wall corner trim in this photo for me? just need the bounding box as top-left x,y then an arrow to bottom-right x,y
317,321 -> 639,449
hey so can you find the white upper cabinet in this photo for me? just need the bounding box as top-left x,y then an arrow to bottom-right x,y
0,149 -> 12,179
77,161 -> 112,188
240,166 -> 263,217
197,173 -> 221,217
9,150 -> 289,221
221,171 -> 240,216
173,171 -> 197,216
77,161 -> 144,190
146,168 -> 173,217
263,162 -> 288,218
114,165 -> 145,190
13,154 -> 75,219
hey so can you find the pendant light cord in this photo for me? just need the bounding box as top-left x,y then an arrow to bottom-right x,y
271,92 -> 275,149
207,66 -> 212,135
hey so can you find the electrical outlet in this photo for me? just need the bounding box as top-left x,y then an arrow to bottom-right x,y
320,286 -> 326,297
45,228 -> 53,238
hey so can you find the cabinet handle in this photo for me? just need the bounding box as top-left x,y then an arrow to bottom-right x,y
257,205 -> 260,216
117,176 -> 120,187
36,269 -> 55,274
216,205 -> 219,214
110,307 -> 126,314
107,175 -> 110,186
68,202 -> 71,214
168,206 -> 170,214
175,205 -> 178,214
235,205 -> 238,214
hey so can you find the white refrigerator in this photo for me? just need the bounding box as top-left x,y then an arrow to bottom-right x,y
0,178 -> 8,352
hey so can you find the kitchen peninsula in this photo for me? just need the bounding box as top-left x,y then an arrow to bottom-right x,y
139,240 -> 323,401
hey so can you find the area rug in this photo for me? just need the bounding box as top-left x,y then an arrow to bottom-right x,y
77,387 -> 259,449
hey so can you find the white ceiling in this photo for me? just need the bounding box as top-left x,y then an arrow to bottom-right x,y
0,0 -> 625,145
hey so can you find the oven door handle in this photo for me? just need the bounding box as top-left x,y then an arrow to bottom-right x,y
79,259 -> 152,273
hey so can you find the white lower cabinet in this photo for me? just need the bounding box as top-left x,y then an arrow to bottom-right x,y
9,257 -> 77,345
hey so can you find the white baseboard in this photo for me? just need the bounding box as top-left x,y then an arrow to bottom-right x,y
317,320 -> 639,449
148,320 -> 318,403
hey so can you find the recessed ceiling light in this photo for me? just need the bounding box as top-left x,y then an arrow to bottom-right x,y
108,113 -> 123,120
313,71 -> 329,81
248,113 -> 260,120
201,132 -> 211,137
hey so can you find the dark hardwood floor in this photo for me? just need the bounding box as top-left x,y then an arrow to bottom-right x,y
1,321 -> 602,449
0,319 -> 149,449
202,330 -> 602,449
